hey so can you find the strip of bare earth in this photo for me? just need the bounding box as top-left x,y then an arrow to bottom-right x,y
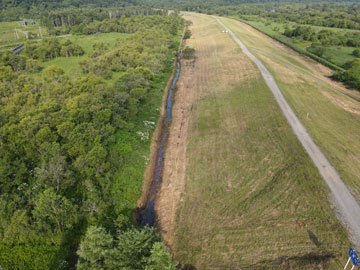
215,16 -> 360,250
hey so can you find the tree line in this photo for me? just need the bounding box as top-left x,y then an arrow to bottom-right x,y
284,26 -> 360,47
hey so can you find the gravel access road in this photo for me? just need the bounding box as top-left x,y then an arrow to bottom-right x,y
215,16 -> 360,250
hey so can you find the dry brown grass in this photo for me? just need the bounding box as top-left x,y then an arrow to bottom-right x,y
219,17 -> 360,200
155,13 -> 349,270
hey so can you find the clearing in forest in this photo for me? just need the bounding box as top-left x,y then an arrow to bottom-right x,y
156,12 -> 350,269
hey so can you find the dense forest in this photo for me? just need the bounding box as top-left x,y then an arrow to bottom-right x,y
0,11 -> 183,270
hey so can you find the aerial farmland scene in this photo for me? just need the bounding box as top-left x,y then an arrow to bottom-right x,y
0,0 -> 359,269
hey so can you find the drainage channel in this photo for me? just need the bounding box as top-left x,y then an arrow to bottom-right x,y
140,48 -> 183,227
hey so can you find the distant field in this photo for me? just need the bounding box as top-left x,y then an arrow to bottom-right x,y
221,16 -> 360,205
241,19 -> 358,67
39,33 -> 129,79
0,21 -> 47,47
156,13 -> 349,270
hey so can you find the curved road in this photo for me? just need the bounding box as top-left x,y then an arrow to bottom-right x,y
215,17 -> 360,250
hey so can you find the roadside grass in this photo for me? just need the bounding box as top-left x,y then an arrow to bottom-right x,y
220,17 -> 360,204
172,13 -> 349,270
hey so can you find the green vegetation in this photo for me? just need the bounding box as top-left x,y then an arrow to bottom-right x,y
38,33 -> 127,78
77,226 -> 177,270
236,19 -> 346,71
0,21 -> 47,48
0,0 -> 359,269
0,13 -> 183,270
25,38 -> 84,60
182,46 -> 195,59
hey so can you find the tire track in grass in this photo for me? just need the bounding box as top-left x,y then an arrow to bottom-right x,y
215,16 -> 360,250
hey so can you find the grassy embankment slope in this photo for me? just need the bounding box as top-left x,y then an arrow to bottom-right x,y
157,12 -> 349,269
237,19 -> 359,67
220,16 -> 360,203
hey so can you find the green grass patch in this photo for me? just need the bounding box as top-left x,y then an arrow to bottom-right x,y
0,21 -> 47,48
38,33 -> 129,79
324,46 -> 357,67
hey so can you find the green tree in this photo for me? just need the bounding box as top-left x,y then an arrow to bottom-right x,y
35,152 -> 72,192
184,29 -> 192,39
116,227 -> 160,269
77,226 -> 115,270
42,65 -> 65,82
32,189 -> 77,233
145,242 -> 178,270
26,59 -> 41,73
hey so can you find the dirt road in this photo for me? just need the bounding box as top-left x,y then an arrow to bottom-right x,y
215,17 -> 360,249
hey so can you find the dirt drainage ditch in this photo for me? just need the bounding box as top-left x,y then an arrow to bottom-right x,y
139,48 -> 183,227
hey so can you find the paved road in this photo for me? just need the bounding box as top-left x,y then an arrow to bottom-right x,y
215,17 -> 360,250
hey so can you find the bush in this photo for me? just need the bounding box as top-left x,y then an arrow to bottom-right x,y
0,244 -> 68,270
183,46 -> 195,59
307,43 -> 327,57
352,48 -> 360,57
26,59 -> 41,73
184,29 -> 192,39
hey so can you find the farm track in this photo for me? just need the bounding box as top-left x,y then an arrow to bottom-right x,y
216,16 -> 360,250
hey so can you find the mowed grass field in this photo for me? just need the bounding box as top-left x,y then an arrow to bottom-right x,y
160,13 -> 350,269
220,17 -> 360,203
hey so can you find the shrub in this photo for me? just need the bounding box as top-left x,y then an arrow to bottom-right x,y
183,46 -> 195,59
184,29 -> 192,39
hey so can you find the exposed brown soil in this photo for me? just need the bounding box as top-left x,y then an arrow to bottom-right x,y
136,28 -> 186,218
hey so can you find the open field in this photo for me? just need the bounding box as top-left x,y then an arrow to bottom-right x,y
38,33 -> 128,79
156,12 -> 350,269
220,17 -> 360,203
0,21 -> 47,47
